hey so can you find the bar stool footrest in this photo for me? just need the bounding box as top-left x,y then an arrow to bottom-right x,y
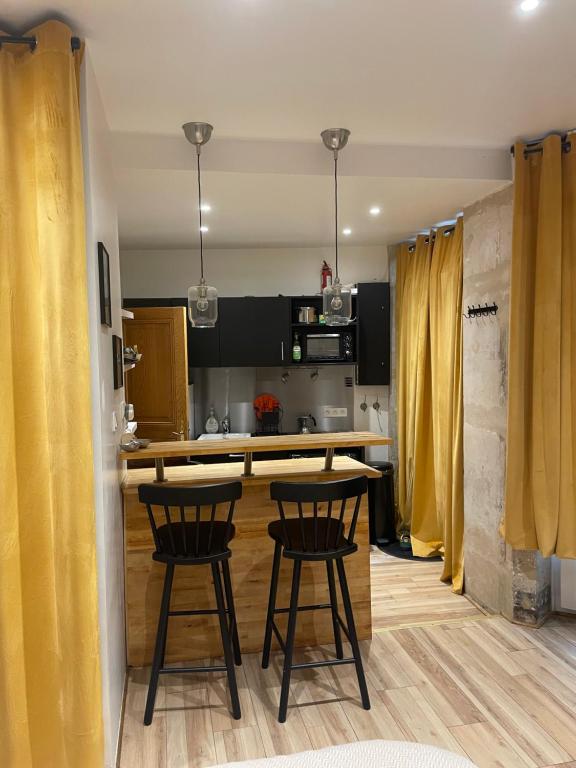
169,608 -> 228,617
273,603 -> 332,614
290,657 -> 356,671
159,664 -> 228,675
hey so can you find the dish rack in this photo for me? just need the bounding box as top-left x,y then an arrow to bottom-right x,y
255,408 -> 283,435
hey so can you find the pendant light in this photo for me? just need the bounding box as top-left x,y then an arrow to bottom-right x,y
321,128 -> 352,325
182,122 -> 218,327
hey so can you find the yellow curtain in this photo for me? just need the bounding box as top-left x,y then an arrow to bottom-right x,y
429,220 -> 465,592
396,237 -> 439,551
504,135 -> 576,558
0,21 -> 104,768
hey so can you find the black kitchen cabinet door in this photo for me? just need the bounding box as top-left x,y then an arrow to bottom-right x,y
219,297 -> 291,366
356,283 -> 390,385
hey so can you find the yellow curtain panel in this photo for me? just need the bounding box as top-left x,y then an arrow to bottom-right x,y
0,21 -> 104,768
504,135 -> 576,558
429,221 -> 465,592
396,237 -> 439,550
395,222 -> 464,592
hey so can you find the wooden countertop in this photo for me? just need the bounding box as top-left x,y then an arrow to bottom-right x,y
122,455 -> 382,491
119,430 -> 391,462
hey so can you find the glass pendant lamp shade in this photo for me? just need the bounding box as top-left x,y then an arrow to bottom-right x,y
188,278 -> 218,327
182,121 -> 218,327
323,278 -> 352,325
321,128 -> 352,325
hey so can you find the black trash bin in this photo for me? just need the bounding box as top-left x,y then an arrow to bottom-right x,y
367,461 -> 396,546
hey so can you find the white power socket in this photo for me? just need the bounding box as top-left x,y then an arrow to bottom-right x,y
323,406 -> 348,418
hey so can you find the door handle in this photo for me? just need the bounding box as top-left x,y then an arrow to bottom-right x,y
281,341 -> 284,362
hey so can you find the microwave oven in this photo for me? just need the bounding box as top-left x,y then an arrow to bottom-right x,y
302,331 -> 355,363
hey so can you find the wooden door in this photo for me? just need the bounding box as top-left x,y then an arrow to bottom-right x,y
123,307 -> 189,441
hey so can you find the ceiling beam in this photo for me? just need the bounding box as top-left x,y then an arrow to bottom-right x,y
112,132 -> 512,182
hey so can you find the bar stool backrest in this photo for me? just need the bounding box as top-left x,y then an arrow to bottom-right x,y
269,476 -> 368,554
138,482 -> 243,559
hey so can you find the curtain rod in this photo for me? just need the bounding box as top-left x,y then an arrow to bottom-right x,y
510,131 -> 573,157
406,225 -> 456,252
0,35 -> 81,52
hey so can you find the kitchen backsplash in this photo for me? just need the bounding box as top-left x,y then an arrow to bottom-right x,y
191,365 -> 355,436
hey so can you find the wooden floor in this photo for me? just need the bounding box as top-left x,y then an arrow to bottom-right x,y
370,549 -> 484,630
118,550 -> 576,768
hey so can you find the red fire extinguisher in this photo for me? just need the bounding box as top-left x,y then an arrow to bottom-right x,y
321,260 -> 333,291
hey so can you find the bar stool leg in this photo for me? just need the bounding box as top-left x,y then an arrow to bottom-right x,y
326,560 -> 344,659
336,558 -> 370,710
262,542 -> 282,669
144,562 -> 174,725
221,559 -> 242,666
278,559 -> 302,723
212,562 -> 242,720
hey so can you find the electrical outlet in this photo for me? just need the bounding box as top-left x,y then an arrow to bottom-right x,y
323,406 -> 347,418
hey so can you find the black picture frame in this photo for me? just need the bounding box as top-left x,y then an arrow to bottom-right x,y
112,335 -> 123,389
98,241 -> 112,327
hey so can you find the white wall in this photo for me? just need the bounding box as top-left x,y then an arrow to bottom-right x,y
82,53 -> 126,768
120,245 -> 388,298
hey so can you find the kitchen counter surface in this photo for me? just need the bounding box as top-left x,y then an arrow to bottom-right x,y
122,454 -> 380,666
122,455 -> 382,490
119,430 -> 391,461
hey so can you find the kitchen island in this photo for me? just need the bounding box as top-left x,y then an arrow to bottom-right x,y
120,433 -> 391,666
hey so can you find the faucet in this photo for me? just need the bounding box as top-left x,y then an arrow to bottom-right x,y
221,413 -> 231,435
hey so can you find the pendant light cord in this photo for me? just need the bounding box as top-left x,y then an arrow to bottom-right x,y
197,149 -> 204,280
334,153 -> 339,279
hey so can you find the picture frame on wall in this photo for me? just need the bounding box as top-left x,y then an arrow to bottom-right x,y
98,241 -> 112,327
112,335 -> 123,389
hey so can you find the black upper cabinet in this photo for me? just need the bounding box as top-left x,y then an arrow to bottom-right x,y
219,297 -> 291,367
356,282 -> 390,385
124,292 -> 389,375
187,324 -> 220,368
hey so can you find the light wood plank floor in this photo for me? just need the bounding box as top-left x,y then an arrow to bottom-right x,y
118,551 -> 576,768
370,548 -> 485,629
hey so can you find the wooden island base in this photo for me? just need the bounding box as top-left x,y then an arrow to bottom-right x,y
123,456 -> 380,667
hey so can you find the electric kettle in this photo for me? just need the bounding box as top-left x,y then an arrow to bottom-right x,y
297,414 -> 317,434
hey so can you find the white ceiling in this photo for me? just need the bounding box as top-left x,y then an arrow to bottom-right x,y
4,0 -> 575,145
117,169 -> 506,249
4,0 -> 574,248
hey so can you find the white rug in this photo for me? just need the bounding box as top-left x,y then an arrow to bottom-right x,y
212,740 -> 477,768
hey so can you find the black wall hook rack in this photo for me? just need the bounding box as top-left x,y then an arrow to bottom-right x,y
464,303 -> 498,320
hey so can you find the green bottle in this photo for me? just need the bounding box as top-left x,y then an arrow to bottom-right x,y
292,333 -> 301,363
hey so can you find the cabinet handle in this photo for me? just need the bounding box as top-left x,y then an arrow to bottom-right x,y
281,341 -> 284,361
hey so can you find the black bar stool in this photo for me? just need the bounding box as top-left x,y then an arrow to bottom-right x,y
261,476 -> 371,722
138,481 -> 243,725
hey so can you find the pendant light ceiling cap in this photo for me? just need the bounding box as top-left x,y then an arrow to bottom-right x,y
182,122 -> 214,149
321,128 -> 351,154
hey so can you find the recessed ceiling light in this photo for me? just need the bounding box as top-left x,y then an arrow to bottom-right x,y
369,206 -> 381,216
342,227 -> 352,236
520,0 -> 539,11
200,203 -> 211,212
200,225 -> 209,233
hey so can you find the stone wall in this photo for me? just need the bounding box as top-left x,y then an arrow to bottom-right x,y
462,184 -> 551,624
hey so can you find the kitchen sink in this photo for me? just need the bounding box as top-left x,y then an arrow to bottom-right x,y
197,433 -> 252,441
